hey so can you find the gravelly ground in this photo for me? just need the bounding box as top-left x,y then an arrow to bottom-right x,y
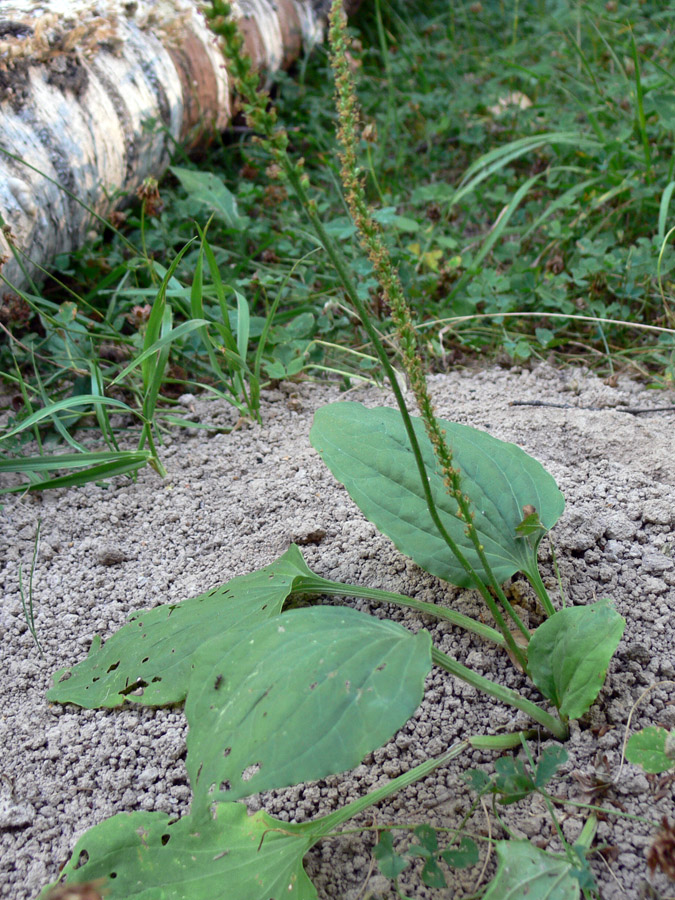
1,362 -> 674,899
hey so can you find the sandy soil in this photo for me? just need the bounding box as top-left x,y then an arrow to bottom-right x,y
1,362 -> 674,899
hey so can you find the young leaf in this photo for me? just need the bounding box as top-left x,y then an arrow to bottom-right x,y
420,857 -> 446,889
534,745 -> 568,789
185,606 -> 432,804
463,769 -> 492,793
493,757 -> 536,804
482,840 -> 582,900
47,545 -> 319,708
441,836 -> 479,869
515,507 -> 547,540
626,726 -> 675,774
408,825 -> 445,888
39,802 -> 319,900
409,824 -> 438,857
528,599 -> 625,720
310,403 -> 564,588
373,831 -> 409,879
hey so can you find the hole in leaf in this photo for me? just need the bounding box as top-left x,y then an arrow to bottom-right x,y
57,671 -> 72,683
161,834 -> 170,846
219,780 -> 231,792
73,850 -> 89,869
119,679 -> 148,696
241,763 -> 260,782
223,747 -> 231,758
107,661 -> 120,673
109,871 -> 117,879
151,677 -> 161,683
213,850 -> 229,860
214,675 -> 223,690
141,657 -> 149,664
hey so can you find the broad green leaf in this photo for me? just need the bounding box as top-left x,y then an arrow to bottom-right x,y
626,727 -> 675,773
170,166 -> 245,229
310,403 -> 564,587
482,840 -> 581,900
372,207 -> 420,232
40,803 -> 318,900
186,606 -> 431,804
528,599 -> 625,720
47,546 -> 319,709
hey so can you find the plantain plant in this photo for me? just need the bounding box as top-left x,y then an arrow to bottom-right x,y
40,2 -> 626,897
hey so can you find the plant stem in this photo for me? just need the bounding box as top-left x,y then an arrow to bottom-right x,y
209,0 -> 529,670
293,576 -> 506,647
470,730 -> 539,750
139,424 -> 167,477
283,167 -> 528,669
326,3 -> 533,658
526,565 -> 556,617
309,740 -> 471,838
432,647 -> 568,740
576,814 -> 598,850
18,519 -> 44,659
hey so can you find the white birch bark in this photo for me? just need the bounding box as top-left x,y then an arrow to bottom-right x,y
0,0 -> 337,289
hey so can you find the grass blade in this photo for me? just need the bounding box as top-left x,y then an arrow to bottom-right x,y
0,453 -> 152,493
658,182 -> 675,245
0,395 -> 134,443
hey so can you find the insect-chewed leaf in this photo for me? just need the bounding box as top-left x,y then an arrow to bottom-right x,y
481,840 -> 582,899
38,803 -> 318,900
310,403 -> 564,587
534,745 -> 568,789
528,598 -> 625,720
626,727 -> 675,774
185,606 -> 431,805
47,545 -> 319,709
441,836 -> 479,869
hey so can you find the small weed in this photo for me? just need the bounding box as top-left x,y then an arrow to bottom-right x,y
18,518 -> 44,658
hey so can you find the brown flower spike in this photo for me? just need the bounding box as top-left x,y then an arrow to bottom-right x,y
647,817 -> 675,882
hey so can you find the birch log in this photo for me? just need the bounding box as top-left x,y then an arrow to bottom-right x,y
0,0 -> 357,290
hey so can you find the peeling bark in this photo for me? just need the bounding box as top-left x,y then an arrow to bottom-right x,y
0,0 -> 359,290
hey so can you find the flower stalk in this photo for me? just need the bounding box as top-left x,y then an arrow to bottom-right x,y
207,0 -> 533,670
